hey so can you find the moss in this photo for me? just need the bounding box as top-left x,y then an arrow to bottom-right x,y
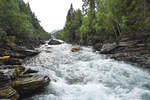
12,77 -> 42,88
0,87 -> 16,98
21,74 -> 33,78
0,56 -> 10,60
13,66 -> 25,78
0,71 -> 4,75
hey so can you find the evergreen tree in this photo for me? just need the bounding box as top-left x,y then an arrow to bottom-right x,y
64,3 -> 75,42
0,0 -> 50,47
56,0 -> 150,45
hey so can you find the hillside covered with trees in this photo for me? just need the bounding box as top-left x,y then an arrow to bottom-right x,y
55,0 -> 150,45
0,0 -> 51,49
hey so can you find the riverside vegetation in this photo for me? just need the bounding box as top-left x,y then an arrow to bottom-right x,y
0,0 -> 51,99
1,0 -> 150,99
54,0 -> 150,68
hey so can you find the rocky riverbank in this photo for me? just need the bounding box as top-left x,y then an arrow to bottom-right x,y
93,38 -> 150,68
0,46 -> 50,99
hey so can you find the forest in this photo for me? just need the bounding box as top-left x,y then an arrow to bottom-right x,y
55,0 -> 150,45
0,0 -> 51,48
1,0 -> 150,100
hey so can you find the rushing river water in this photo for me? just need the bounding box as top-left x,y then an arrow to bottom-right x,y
23,41 -> 150,100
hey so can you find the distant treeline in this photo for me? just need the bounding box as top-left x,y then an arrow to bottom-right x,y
54,0 -> 150,45
0,0 -> 51,48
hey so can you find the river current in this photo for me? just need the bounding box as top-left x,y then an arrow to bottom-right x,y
23,41 -> 150,100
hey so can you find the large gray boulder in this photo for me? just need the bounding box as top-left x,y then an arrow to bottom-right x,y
100,43 -> 118,54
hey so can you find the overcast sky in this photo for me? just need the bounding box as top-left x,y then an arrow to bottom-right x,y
24,0 -> 83,32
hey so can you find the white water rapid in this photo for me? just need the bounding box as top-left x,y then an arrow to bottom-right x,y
23,42 -> 150,100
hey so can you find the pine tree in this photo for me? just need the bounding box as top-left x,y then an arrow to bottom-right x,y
64,3 -> 75,42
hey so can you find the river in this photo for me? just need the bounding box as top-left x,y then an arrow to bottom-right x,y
23,41 -> 150,100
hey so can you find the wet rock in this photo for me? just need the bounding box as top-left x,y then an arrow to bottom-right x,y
0,65 -> 16,70
10,52 -> 26,59
0,87 -> 19,100
100,39 -> 150,68
71,48 -> 80,52
109,52 -> 150,68
23,68 -> 38,75
12,75 -> 50,95
21,49 -> 40,57
93,43 -> 103,51
0,65 -> 25,79
0,41 -> 50,99
48,39 -> 62,45
14,47 -> 40,57
0,48 -> 25,59
0,74 -> 19,100
0,65 -> 50,99
100,43 -> 118,54
1,58 -> 23,65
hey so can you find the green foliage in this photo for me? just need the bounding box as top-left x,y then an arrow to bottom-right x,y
56,0 -> 150,45
54,30 -> 65,40
0,0 -> 50,48
57,4 -> 82,42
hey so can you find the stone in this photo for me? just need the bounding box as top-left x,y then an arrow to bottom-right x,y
23,68 -> 38,75
1,58 -> 23,65
0,74 -> 19,100
48,39 -> 62,45
15,49 -> 40,57
0,65 -> 50,99
12,75 -> 50,94
100,43 -> 118,54
71,48 -> 80,52
93,43 -> 103,51
0,87 -> 19,100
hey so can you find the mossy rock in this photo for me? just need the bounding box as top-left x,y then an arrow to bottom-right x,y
20,74 -> 33,78
0,87 -> 19,100
12,75 -> 50,95
0,71 -> 4,75
13,66 -> 25,78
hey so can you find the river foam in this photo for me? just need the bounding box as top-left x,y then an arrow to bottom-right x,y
23,42 -> 150,100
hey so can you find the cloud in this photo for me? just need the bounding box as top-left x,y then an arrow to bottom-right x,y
24,0 -> 83,32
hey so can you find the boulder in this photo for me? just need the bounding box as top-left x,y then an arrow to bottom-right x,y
1,58 -> 23,65
9,52 -> 26,59
0,86 -> 19,100
12,75 -> 50,94
93,43 -> 103,51
0,65 -> 25,79
48,39 -> 62,45
14,48 -> 40,57
0,65 -> 50,99
71,48 -> 80,52
0,74 -> 19,100
100,43 -> 118,54
23,68 -> 38,75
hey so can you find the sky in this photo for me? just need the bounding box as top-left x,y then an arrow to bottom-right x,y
24,0 -> 83,33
